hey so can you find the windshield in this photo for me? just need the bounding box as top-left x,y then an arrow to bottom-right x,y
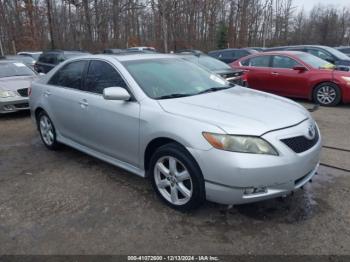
0,62 -> 35,78
296,53 -> 335,69
323,46 -> 350,60
123,58 -> 230,99
183,55 -> 230,71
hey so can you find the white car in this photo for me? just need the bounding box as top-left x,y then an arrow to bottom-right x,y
30,54 -> 321,210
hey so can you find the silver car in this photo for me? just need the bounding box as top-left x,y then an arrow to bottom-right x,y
29,54 -> 321,210
0,60 -> 37,113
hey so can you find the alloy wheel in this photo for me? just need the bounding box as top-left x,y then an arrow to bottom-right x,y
316,85 -> 337,105
154,156 -> 193,205
39,115 -> 55,146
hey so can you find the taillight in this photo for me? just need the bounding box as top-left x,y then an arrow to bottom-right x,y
28,87 -> 32,96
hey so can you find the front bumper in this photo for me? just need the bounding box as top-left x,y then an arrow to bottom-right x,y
0,97 -> 29,113
188,119 -> 322,205
204,163 -> 318,205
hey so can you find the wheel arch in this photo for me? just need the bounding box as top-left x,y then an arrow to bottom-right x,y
144,137 -> 184,174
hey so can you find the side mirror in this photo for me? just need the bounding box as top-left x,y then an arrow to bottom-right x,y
103,87 -> 131,101
293,65 -> 307,72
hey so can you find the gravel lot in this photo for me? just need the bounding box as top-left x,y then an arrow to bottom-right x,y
0,101 -> 349,255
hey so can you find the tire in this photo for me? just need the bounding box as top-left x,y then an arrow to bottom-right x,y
313,82 -> 341,106
149,143 -> 205,211
37,111 -> 60,150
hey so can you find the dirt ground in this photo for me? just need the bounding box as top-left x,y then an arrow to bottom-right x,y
0,101 -> 349,255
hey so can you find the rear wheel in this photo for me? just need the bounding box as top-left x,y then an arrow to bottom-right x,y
37,111 -> 60,150
313,82 -> 341,106
149,143 -> 205,211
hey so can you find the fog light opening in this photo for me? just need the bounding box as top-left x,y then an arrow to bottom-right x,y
3,105 -> 15,111
244,186 -> 267,195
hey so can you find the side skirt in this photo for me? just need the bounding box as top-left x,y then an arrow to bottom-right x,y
57,134 -> 145,178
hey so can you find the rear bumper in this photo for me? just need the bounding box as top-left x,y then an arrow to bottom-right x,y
0,97 -> 29,113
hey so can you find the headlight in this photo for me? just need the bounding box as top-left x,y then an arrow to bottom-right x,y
203,132 -> 278,155
0,90 -> 17,98
341,76 -> 350,84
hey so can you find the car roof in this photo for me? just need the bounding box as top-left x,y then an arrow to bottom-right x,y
68,53 -> 179,63
236,51 -> 306,61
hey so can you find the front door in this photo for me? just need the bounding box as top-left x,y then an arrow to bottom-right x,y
269,55 -> 308,97
78,60 -> 140,166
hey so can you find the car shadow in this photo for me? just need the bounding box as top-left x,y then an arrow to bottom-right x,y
0,110 -> 31,120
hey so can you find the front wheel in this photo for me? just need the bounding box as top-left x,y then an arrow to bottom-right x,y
149,143 -> 205,211
313,83 -> 341,106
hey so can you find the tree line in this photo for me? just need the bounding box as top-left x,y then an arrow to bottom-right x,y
1,0 -> 350,54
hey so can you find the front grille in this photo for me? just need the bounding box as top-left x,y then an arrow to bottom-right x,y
281,129 -> 319,153
14,103 -> 29,109
17,88 -> 29,97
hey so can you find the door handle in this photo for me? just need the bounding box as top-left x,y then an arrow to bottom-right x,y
79,99 -> 89,108
271,72 -> 279,76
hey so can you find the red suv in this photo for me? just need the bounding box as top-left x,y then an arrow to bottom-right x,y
231,51 -> 350,106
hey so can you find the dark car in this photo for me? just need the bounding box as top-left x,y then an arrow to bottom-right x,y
335,46 -> 350,57
102,48 -> 124,54
264,45 -> 350,71
208,48 -> 258,64
178,53 -> 244,85
34,50 -> 89,73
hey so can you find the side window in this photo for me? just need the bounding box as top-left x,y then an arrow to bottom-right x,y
272,56 -> 299,69
307,49 -> 333,61
235,50 -> 249,59
222,50 -> 234,58
45,54 -> 57,64
85,60 -> 127,94
48,60 -> 87,89
246,56 -> 271,67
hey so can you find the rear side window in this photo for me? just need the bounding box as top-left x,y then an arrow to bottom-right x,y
241,56 -> 271,67
272,56 -> 299,69
48,60 -> 87,89
85,60 -> 127,94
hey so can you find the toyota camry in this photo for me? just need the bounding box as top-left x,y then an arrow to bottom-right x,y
29,54 -> 321,210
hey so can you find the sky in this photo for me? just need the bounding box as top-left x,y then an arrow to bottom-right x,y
293,0 -> 350,11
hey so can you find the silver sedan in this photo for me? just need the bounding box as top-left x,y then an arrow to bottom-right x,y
0,60 -> 37,113
29,54 -> 321,210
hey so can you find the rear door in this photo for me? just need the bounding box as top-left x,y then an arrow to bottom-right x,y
240,55 -> 272,91
46,60 -> 89,143
269,55 -> 309,97
78,60 -> 140,166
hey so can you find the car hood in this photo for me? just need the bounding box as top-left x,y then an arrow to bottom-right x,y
0,76 -> 36,91
158,87 -> 309,136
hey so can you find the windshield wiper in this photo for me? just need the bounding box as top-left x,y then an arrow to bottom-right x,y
196,86 -> 232,95
156,93 -> 193,100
